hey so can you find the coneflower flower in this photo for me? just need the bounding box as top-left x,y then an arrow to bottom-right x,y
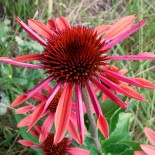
18,126 -> 89,155
1,15 -> 155,144
134,127 -> 155,155
14,84 -> 85,144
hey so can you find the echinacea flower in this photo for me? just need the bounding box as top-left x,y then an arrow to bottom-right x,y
18,126 -> 89,155
94,65 -> 151,103
134,127 -> 155,155
1,15 -> 155,144
14,84 -> 85,144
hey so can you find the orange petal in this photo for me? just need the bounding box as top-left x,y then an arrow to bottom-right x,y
68,119 -> 81,145
134,151 -> 147,155
120,85 -> 147,102
28,19 -> 53,39
39,112 -> 55,142
95,24 -> 111,35
56,16 -> 70,30
18,140 -> 34,147
54,83 -> 73,144
97,115 -> 109,138
27,102 -> 45,131
17,114 -> 32,127
118,69 -> 128,75
10,94 -> 27,108
134,78 -> 155,89
105,15 -> 136,40
141,144 -> 155,155
144,127 -> 155,146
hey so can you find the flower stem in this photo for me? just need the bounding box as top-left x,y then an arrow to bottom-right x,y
82,87 -> 102,155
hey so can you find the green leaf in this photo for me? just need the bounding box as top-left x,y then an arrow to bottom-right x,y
104,143 -> 129,154
110,112 -> 131,137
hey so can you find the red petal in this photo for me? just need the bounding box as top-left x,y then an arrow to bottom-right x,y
54,83 -> 73,144
56,16 -> 70,30
16,17 -> 47,46
134,78 -> 155,89
97,115 -> 109,138
18,140 -> 34,147
17,114 -> 32,127
134,151 -> 147,155
15,105 -> 34,114
39,112 -> 55,142
104,15 -> 136,40
0,57 -> 44,68
103,19 -> 146,51
75,84 -> 85,144
86,81 -> 102,116
68,118 -> 81,145
144,127 -> 155,146
13,54 -> 43,62
120,85 -> 146,102
28,19 -> 53,39
67,148 -> 90,155
141,144 -> 155,155
101,68 -> 152,89
91,77 -> 127,109
10,94 -> 27,108
110,52 -> 155,60
95,24 -> 111,35
47,18 -> 57,30
28,102 -> 45,131
97,73 -> 146,102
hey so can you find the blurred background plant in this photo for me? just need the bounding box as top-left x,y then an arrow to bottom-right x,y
0,0 -> 155,154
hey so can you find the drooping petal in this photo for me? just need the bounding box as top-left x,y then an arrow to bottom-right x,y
95,24 -> 111,35
67,148 -> 90,155
134,151 -> 147,155
97,114 -> 109,138
10,94 -> 27,108
54,83 -> 73,144
134,78 -> 155,89
15,105 -> 34,114
96,73 -> 146,102
68,118 -> 81,145
47,18 -> 57,30
39,112 -> 55,142
104,15 -> 136,40
43,83 -> 61,112
91,77 -> 127,109
56,16 -> 70,30
0,57 -> 44,68
27,76 -> 54,100
16,17 -> 47,46
12,77 -> 53,109
17,114 -> 32,127
103,19 -> 146,51
140,144 -> 155,155
85,81 -> 102,116
27,101 -> 45,131
18,140 -> 34,147
32,92 -> 47,101
28,19 -> 53,39
118,69 -> 128,75
13,54 -> 44,62
101,68 -> 153,89
42,84 -> 53,93
110,53 -> 155,60
75,84 -> 85,144
144,127 -> 155,146
120,85 -> 146,102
